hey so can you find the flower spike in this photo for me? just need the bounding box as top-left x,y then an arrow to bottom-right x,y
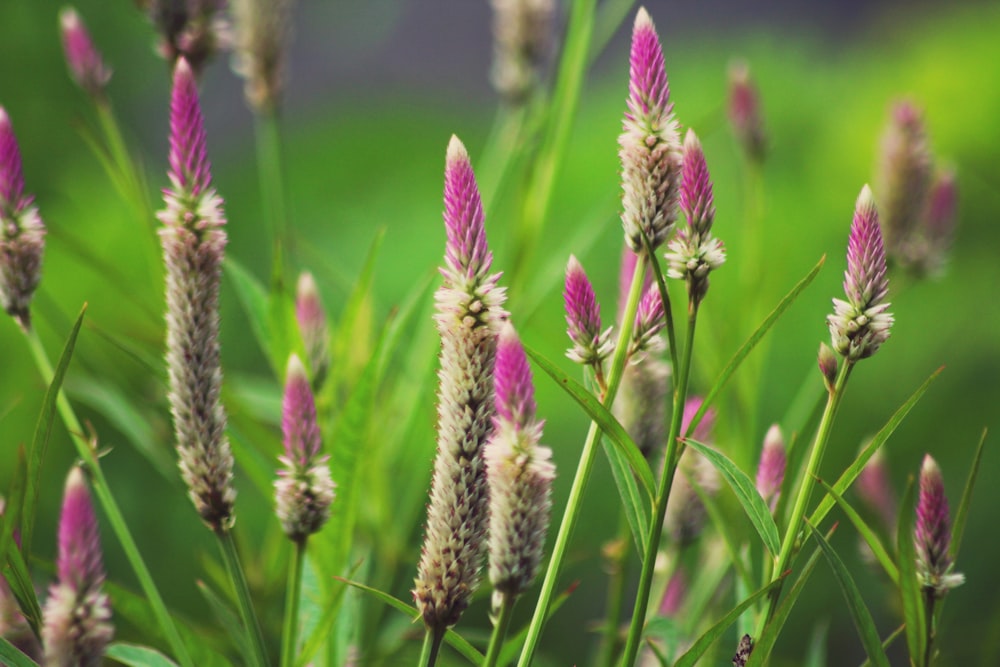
915,454 -> 964,597
60,8 -> 111,99
728,60 -> 766,163
564,255 -> 613,368
490,0 -> 555,104
755,425 -> 786,512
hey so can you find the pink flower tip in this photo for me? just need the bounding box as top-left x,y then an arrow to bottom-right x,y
728,59 -> 766,162
915,454 -> 963,596
282,353 -> 321,465
628,7 -> 669,119
60,7 -> 111,97
442,135 -> 490,283
0,107 -> 25,207
564,255 -> 610,366
495,323 -> 536,428
756,425 -> 786,510
168,57 -> 212,197
682,396 -> 715,442
679,129 -> 715,234
57,468 -> 104,590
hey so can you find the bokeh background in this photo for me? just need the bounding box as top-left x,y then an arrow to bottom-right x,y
1,0 -> 998,665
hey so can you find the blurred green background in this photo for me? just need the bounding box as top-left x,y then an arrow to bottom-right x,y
1,0 -> 998,665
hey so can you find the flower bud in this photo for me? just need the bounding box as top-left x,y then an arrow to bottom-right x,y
915,454 -> 964,597
60,8 -> 112,99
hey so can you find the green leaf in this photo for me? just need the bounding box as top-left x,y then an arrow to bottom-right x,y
807,522 -> 891,667
674,575 -> 787,667
525,345 -> 655,498
106,643 -> 181,667
334,578 -> 485,664
814,478 -> 899,585
225,257 -> 277,373
601,436 -> 649,555
1,537 -> 41,638
296,558 -> 361,667
197,580 -> 252,665
685,256 -> 825,438
896,479 -> 927,665
330,228 -> 385,391
686,468 -> 755,593
0,636 -> 38,667
950,428 -> 987,561
859,625 -> 906,667
807,367 -> 943,532
683,439 -> 781,556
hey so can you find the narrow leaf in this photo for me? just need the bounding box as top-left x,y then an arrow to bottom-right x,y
687,469 -> 755,593
525,345 -> 655,497
106,643 -> 180,667
815,477 -> 899,585
685,256 -> 825,438
859,625 -> 906,667
334,578 -> 485,664
674,574 -> 787,667
684,439 -> 781,556
197,581 -> 252,665
330,229 -> 385,390
0,636 -> 38,667
896,479 -> 927,665
601,437 -> 649,555
2,541 -> 42,638
950,428 -> 986,560
225,258 -> 276,372
807,521 -> 891,667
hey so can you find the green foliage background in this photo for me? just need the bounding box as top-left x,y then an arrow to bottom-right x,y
0,1 -> 998,665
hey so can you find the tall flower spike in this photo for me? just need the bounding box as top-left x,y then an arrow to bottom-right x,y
665,129 -> 725,308
232,0 -> 296,112
564,255 -> 613,367
877,100 -> 932,267
618,7 -> 682,253
60,8 -> 111,99
276,354 -> 335,542
755,425 -> 785,512
414,136 -> 507,632
727,60 -> 766,163
827,185 -> 894,361
490,0 -> 555,104
915,454 -> 964,597
486,323 -> 555,607
0,108 -> 46,331
295,271 -> 330,386
42,468 -> 113,667
159,57 -> 235,532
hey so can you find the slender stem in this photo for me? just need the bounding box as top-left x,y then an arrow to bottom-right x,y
761,360 -> 853,629
596,518 -> 631,667
923,590 -> 936,667
253,110 -> 290,281
484,593 -> 518,667
517,253 -> 649,667
23,329 -> 194,667
280,539 -> 307,667
418,626 -> 445,667
217,528 -> 271,667
619,309 -> 698,667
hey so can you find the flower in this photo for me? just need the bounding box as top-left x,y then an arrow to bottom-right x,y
755,425 -> 785,512
231,0 -> 296,112
295,271 -> 330,385
0,108 -> 46,331
159,57 -> 236,532
877,100 -> 932,264
138,0 -> 229,75
856,446 -> 896,532
59,8 -> 112,99
915,454 -> 964,597
618,7 -> 682,253
564,254 -> 613,368
42,468 -> 113,667
275,354 -> 335,542
414,136 -> 507,631
727,60 -> 766,163
490,0 -> 555,103
827,185 -> 893,361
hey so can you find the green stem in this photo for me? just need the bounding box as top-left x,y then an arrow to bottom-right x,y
418,626 -> 445,667
484,593 -> 518,667
280,539 -> 307,667
596,517 -> 631,667
516,253 -> 649,667
217,528 -> 271,667
923,590 -> 936,667
619,309 -> 698,667
24,329 -> 194,667
762,359 -> 853,630
254,110 -> 290,281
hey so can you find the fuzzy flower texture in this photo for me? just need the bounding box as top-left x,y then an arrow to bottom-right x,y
564,255 -> 613,369
486,323 -> 555,606
618,7 -> 682,254
0,108 -> 46,331
827,185 -> 894,361
915,455 -> 964,597
42,468 -> 113,667
414,136 -> 507,631
159,57 -> 236,532
60,8 -> 111,98
276,354 -> 335,542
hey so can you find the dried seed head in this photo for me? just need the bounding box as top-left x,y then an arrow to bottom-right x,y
60,8 -> 112,99
295,271 -> 330,385
231,0 -> 296,112
490,0 -> 555,104
486,323 -> 554,603
728,60 -> 766,163
619,7 -> 682,253
564,255 -> 613,367
0,107 -> 46,331
915,454 -> 964,597
415,136 -> 507,631
159,58 -> 235,532
141,0 -> 229,75
42,468 -> 113,667
732,634 -> 754,667
755,425 -> 785,512
827,185 -> 893,361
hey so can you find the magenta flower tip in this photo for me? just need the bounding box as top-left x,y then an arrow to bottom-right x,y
494,323 -> 536,427
0,107 -> 25,207
565,255 -> 611,366
168,57 -> 212,197
915,454 -> 963,596
856,446 -> 896,530
681,396 -> 715,442
925,167 -> 957,240
283,354 -> 321,465
680,129 -> 715,234
728,59 -> 766,162
755,425 -> 786,510
628,7 -> 669,118
60,7 -> 111,97
57,468 -> 103,589
659,568 -> 686,617
442,135 -> 491,284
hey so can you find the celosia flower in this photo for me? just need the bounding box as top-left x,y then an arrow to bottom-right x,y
564,254 -> 613,368
138,0 -> 229,75
727,60 -> 766,163
665,129 -> 725,307
658,567 -> 686,617
911,166 -> 958,277
486,323 -> 555,605
490,0 -> 555,104
0,108 -> 46,331
665,397 -> 719,545
856,446 -> 896,532
159,57 -> 236,532
295,271 -> 330,386
42,468 -> 113,667
60,8 -> 111,99
414,135 -> 507,631
877,100 -> 932,265
231,0 -> 296,112
827,185 -> 894,361
755,424 -> 785,512
618,7 -> 682,253
915,454 -> 964,597
276,354 -> 335,542
629,282 -> 666,357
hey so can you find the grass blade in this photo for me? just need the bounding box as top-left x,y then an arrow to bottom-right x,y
0,637 -> 38,667
859,625 -> 906,667
330,228 -> 385,391
601,437 -> 649,555
807,522 -> 891,667
197,580 -> 252,666
684,439 -> 781,557
814,478 -> 899,585
106,643 -> 181,667
896,479 -> 927,665
950,428 -> 987,560
525,345 -> 655,498
225,257 -> 275,371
